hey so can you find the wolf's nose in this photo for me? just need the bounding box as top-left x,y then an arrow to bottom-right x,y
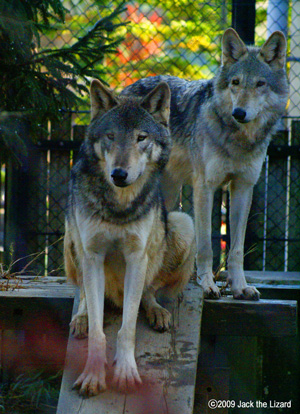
232,108 -> 246,122
111,168 -> 128,184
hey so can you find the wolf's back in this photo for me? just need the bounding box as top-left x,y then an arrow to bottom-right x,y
122,76 -> 214,141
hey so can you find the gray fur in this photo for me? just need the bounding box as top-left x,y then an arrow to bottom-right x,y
68,95 -> 171,226
64,81 -> 195,395
121,28 -> 289,300
122,54 -> 288,155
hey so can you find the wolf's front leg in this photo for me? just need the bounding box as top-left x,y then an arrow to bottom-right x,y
112,252 -> 148,392
193,181 -> 221,299
73,254 -> 107,396
228,180 -> 260,300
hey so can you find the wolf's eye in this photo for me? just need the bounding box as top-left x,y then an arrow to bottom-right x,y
256,80 -> 266,87
232,79 -> 240,86
106,133 -> 114,141
137,134 -> 147,142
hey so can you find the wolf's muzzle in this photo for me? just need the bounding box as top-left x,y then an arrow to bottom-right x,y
111,168 -> 129,187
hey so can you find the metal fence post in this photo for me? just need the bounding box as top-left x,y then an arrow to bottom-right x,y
232,0 -> 256,44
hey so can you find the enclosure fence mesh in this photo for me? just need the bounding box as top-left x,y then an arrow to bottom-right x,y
1,0 -> 300,275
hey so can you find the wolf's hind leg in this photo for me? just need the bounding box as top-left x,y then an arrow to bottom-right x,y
162,211 -> 196,294
143,211 -> 196,331
70,287 -> 88,339
142,287 -> 172,332
64,225 -> 89,338
64,224 -> 79,285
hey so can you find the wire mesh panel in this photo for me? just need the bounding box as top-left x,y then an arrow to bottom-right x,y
42,1 -> 230,91
3,0 -> 300,275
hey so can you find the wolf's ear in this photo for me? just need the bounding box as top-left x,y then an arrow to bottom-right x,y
258,31 -> 286,69
222,28 -> 248,65
141,82 -> 171,126
90,79 -> 118,120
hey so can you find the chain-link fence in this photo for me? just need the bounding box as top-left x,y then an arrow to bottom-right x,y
1,0 -> 300,275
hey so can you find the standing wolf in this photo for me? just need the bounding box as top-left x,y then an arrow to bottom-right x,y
122,28 -> 289,300
64,80 -> 195,396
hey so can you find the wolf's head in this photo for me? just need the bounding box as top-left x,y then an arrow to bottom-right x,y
215,28 -> 288,125
86,80 -> 171,188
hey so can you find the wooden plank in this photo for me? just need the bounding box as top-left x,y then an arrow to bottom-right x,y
0,329 -> 26,381
57,280 -> 204,414
220,270 -> 300,285
220,336 -> 263,413
0,272 -> 297,337
254,284 -> 300,293
194,366 -> 230,414
196,336 -> 231,414
0,297 -> 73,331
262,336 -> 300,411
0,288 -> 298,335
0,276 -> 74,379
1,328 -> 68,377
0,292 -> 72,378
0,276 -> 76,299
1,271 -> 299,299
196,335 -> 263,414
201,297 -> 297,337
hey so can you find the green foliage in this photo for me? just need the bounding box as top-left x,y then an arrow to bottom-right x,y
101,0 -> 231,89
0,114 -> 27,164
0,371 -> 62,413
0,0 -> 126,163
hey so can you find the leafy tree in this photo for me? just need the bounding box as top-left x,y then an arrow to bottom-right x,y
0,0 -> 126,163
102,0 -> 231,89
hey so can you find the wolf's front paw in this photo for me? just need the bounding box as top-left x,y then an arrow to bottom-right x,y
73,357 -> 107,397
147,305 -> 171,332
197,273 -> 221,299
232,285 -> 260,301
112,353 -> 142,392
70,313 -> 88,339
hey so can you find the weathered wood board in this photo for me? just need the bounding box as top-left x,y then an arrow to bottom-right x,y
202,297 -> 297,337
0,272 -> 298,414
219,270 -> 300,285
0,276 -> 76,298
57,280 -> 204,414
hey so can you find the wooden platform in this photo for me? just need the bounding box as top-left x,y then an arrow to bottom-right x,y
57,280 -> 204,414
0,273 -> 297,337
0,272 -> 298,413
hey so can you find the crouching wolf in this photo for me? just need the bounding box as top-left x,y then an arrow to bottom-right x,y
122,28 -> 289,300
64,80 -> 195,396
